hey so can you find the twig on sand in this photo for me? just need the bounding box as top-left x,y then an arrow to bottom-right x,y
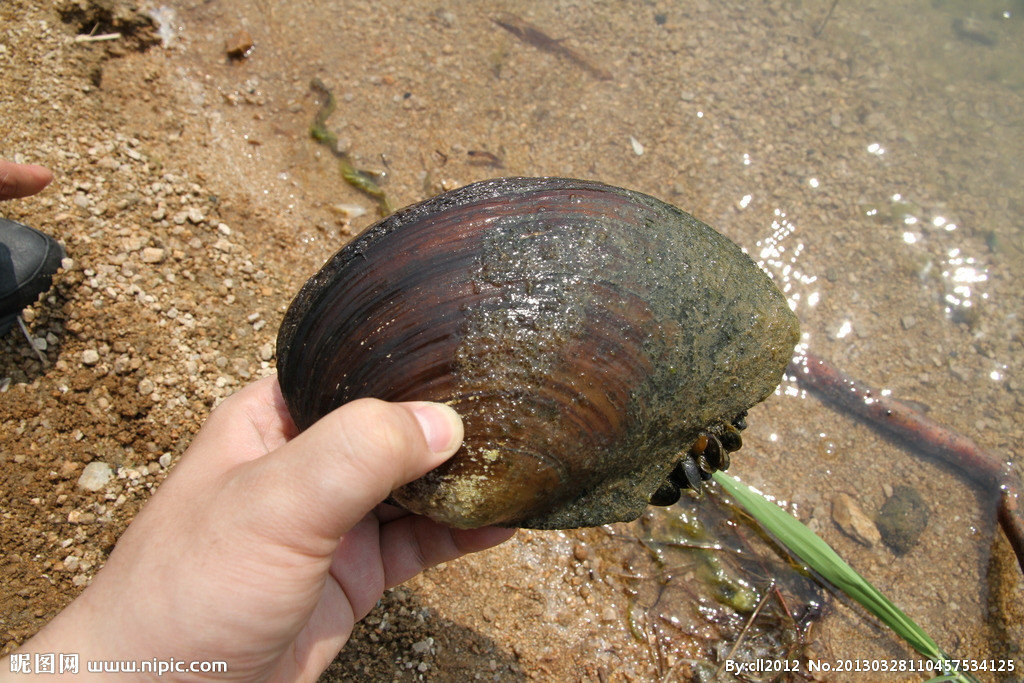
74,32 -> 122,43
790,351 -> 1024,573
17,316 -> 48,366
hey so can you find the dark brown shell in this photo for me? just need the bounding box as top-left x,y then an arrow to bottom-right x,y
277,177 -> 799,529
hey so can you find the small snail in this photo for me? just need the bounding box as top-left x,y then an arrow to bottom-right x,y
277,177 -> 799,529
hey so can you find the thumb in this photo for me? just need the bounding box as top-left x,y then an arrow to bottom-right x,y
228,398 -> 463,557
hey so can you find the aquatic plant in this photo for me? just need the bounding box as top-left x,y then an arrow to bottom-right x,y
714,471 -> 980,683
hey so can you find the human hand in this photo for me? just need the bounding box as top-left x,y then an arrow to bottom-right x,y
7,376 -> 515,681
0,159 -> 53,201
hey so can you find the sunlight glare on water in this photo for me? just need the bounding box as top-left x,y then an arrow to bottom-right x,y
753,209 -> 817,316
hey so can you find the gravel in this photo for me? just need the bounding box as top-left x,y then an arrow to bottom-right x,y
76,462 -> 113,492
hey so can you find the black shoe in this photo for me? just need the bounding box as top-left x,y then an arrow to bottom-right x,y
0,216 -> 65,337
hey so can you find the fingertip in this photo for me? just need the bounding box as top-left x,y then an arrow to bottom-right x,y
0,161 -> 53,199
28,164 -> 54,190
407,402 -> 463,456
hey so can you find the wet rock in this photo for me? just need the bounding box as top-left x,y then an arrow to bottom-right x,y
225,29 -> 254,59
77,461 -> 113,491
875,485 -> 928,555
952,17 -> 996,46
831,493 -> 882,547
572,543 -> 589,562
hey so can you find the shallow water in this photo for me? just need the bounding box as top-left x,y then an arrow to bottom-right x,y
158,0 -> 1024,678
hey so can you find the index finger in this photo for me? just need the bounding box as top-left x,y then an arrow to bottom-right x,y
0,160 -> 53,200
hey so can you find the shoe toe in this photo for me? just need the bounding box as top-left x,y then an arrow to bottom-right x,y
0,217 -> 66,322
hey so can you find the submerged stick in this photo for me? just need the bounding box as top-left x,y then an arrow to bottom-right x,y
813,0 -> 841,37
493,12 -> 613,81
790,352 -> 1024,573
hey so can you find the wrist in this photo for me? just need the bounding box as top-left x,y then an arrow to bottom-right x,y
1,586 -> 131,682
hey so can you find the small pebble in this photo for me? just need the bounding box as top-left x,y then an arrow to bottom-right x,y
436,10 -> 456,27
952,17 -> 997,46
141,247 -> 166,264
225,29 -> 254,58
81,349 -> 100,366
67,510 -> 96,524
137,378 -> 155,395
331,203 -> 368,219
77,462 -> 113,491
831,493 -> 882,546
876,485 -> 929,555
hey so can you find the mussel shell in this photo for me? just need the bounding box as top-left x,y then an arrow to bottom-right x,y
277,177 -> 799,529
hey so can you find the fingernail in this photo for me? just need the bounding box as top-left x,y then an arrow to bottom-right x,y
411,403 -> 464,454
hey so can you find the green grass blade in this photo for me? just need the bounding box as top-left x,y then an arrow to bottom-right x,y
712,471 -> 978,683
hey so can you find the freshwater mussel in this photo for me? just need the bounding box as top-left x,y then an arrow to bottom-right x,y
277,177 -> 799,529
